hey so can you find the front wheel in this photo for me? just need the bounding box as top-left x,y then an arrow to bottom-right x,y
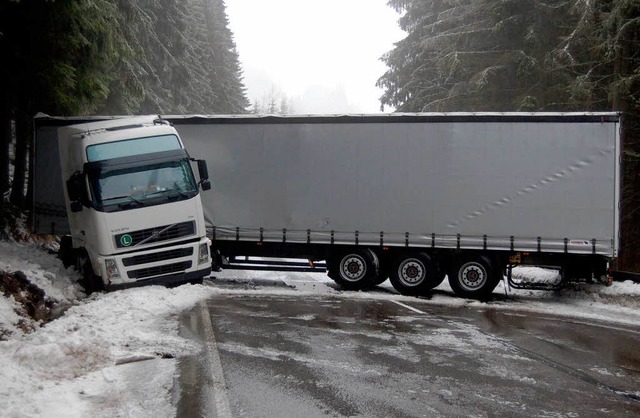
328,248 -> 379,290
75,251 -> 105,294
58,236 -> 74,268
448,256 -> 500,299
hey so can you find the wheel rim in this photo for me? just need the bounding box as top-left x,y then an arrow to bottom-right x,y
398,258 -> 425,287
457,262 -> 487,291
340,254 -> 367,282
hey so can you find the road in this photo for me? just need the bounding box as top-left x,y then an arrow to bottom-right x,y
177,277 -> 640,417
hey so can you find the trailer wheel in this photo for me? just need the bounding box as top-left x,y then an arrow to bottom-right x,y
75,251 -> 104,294
372,269 -> 389,285
328,248 -> 379,290
448,256 -> 499,299
389,253 -> 443,296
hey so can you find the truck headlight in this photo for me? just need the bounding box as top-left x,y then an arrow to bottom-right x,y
198,243 -> 209,265
105,258 -> 121,279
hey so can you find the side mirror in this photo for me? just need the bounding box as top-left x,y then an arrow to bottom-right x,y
197,160 -> 209,180
197,160 -> 212,191
66,172 -> 91,211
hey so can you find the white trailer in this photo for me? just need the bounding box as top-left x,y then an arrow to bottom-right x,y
170,112 -> 620,298
33,115 -> 213,291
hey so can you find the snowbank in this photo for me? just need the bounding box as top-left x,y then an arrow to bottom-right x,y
0,240 -> 217,417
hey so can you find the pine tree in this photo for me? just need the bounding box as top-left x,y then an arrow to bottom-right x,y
250,86 -> 295,114
109,0 -> 248,114
378,0 -> 577,111
204,0 -> 250,113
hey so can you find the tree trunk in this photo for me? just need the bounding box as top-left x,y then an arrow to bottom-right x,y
25,119 -> 34,212
611,12 -> 640,272
9,113 -> 29,209
0,108 -> 11,201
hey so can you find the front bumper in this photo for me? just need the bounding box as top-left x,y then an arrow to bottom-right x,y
107,265 -> 211,291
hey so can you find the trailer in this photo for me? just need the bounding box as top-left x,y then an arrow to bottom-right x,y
33,113 -> 621,299
169,112 -> 621,298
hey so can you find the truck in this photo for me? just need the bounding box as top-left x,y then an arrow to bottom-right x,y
33,115 -> 213,291
33,112 -> 621,299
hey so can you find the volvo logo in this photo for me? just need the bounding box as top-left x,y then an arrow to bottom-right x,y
120,234 -> 133,247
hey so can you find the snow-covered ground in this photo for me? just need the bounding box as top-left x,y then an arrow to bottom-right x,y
1,240 -> 639,417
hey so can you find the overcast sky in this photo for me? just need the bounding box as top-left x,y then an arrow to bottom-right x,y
224,0 -> 405,114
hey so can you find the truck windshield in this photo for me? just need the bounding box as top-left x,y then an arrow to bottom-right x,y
90,158 -> 198,212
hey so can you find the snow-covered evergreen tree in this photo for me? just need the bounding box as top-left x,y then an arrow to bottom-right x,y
378,0 -> 575,111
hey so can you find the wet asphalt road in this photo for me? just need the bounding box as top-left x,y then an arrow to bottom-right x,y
178,284 -> 640,417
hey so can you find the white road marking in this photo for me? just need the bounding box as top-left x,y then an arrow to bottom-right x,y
199,300 -> 232,418
391,300 -> 427,315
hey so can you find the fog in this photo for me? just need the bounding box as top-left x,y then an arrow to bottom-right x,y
225,0 -> 405,114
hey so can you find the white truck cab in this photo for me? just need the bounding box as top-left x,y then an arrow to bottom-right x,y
57,116 -> 211,291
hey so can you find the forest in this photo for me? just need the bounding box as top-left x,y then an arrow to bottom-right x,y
0,0 -> 638,270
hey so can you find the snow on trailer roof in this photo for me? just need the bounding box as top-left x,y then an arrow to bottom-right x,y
60,115 -> 164,136
33,112 -> 621,128
163,112 -> 621,125
33,113 -> 163,128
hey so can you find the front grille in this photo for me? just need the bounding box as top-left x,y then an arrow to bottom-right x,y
115,221 -> 195,248
122,248 -> 194,267
128,261 -> 192,280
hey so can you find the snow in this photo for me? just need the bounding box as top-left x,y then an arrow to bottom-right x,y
0,241 -> 83,307
0,241 -> 218,417
0,240 -> 639,416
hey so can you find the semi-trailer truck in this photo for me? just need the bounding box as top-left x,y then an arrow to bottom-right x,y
33,115 -> 213,291
34,113 -> 621,299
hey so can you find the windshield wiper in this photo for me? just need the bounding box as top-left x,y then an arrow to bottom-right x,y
142,188 -> 191,200
105,194 -> 145,208
166,188 -> 192,199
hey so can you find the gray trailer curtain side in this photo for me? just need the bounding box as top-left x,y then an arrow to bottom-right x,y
168,113 -> 620,258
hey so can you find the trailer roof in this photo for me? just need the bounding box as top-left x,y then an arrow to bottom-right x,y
163,112 -> 621,125
35,112 -> 620,127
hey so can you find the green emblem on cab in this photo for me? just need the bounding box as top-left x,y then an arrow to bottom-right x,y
120,234 -> 133,247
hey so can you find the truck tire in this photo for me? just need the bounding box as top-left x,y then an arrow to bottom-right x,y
389,253 -> 444,296
372,258 -> 389,285
76,251 -> 105,294
448,256 -> 500,299
328,248 -> 379,290
58,236 -> 74,268
372,269 -> 389,286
